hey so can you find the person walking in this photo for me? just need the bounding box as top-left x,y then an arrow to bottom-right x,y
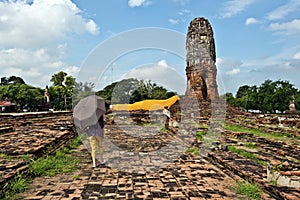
87,115 -> 106,167
163,106 -> 170,129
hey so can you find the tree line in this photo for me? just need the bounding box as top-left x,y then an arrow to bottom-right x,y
0,72 -> 94,112
0,73 -> 175,112
1,73 -> 299,113
220,79 -> 300,113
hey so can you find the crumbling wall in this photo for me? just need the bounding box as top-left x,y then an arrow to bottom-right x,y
185,17 -> 219,101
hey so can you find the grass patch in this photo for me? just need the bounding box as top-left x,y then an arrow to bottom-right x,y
160,127 -> 168,132
227,146 -> 268,166
228,146 -> 256,159
1,153 -> 33,162
3,173 -> 29,199
19,154 -> 33,161
198,124 -> 208,129
29,147 -> 79,177
269,180 -> 277,186
0,153 -> 14,160
2,136 -> 82,199
245,142 -> 257,149
72,175 -> 81,180
224,124 -> 297,141
68,136 -> 82,149
185,147 -> 199,155
195,131 -> 206,141
233,181 -> 262,200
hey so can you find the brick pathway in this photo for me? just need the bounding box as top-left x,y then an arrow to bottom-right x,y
17,144 -> 247,200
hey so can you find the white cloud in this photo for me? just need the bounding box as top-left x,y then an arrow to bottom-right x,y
293,52 -> 300,60
245,17 -> 258,25
128,0 -> 151,7
178,9 -> 191,16
168,18 -> 179,25
240,50 -> 300,87
0,0 -> 99,48
157,60 -> 168,67
0,47 -> 74,86
217,49 -> 300,94
64,66 -> 80,77
121,60 -> 186,94
85,20 -> 100,35
216,58 -> 242,72
0,48 -> 59,69
0,0 -> 99,87
226,68 -> 240,76
269,19 -> 300,35
267,0 -> 300,21
220,0 -> 255,18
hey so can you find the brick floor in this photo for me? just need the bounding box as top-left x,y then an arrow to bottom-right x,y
16,144 -> 249,200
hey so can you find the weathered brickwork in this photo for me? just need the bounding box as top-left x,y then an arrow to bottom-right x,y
185,17 -> 219,101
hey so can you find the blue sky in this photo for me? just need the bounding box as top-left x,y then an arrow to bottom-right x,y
1,0 -> 300,95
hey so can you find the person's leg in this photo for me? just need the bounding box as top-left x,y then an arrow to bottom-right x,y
89,136 -> 97,167
164,116 -> 169,129
96,136 -> 105,164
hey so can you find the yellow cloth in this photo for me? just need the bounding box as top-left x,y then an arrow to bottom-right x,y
89,136 -> 103,159
112,95 -> 179,111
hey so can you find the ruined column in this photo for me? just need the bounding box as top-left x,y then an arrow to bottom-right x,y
185,17 -> 219,101
44,85 -> 50,106
289,95 -> 297,114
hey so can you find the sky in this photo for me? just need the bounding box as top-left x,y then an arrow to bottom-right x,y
1,0 -> 300,95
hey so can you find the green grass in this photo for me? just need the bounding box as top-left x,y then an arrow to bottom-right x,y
228,146 -> 256,159
224,124 -> 297,141
1,154 -> 33,162
160,127 -> 168,132
245,142 -> 257,149
0,153 -> 14,160
233,181 -> 262,200
185,147 -> 199,155
269,180 -> 277,186
2,136 -> 82,199
227,146 -> 268,166
19,154 -> 33,161
72,175 -> 81,180
29,147 -> 79,177
3,173 -> 29,199
198,124 -> 208,129
68,136 -> 82,149
195,131 -> 206,140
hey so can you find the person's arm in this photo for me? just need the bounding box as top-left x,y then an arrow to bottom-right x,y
99,115 -> 104,128
99,115 -> 105,135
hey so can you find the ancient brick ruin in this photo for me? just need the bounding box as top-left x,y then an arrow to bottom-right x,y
185,17 -> 219,101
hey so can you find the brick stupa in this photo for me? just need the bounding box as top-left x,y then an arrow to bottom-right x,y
185,17 -> 219,101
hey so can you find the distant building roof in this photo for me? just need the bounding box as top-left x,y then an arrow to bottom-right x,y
0,101 -> 16,107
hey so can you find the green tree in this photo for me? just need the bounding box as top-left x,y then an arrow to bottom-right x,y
220,93 -> 236,106
129,80 -> 175,103
96,78 -> 176,107
1,76 -> 25,85
272,80 -> 297,112
233,85 -> 258,110
256,80 -> 275,113
236,85 -> 251,99
0,82 -> 44,111
96,78 -> 139,105
50,71 -> 67,86
295,91 -> 300,112
226,80 -> 298,113
49,72 -> 76,110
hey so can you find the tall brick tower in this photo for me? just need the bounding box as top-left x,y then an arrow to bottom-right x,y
185,17 -> 219,101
